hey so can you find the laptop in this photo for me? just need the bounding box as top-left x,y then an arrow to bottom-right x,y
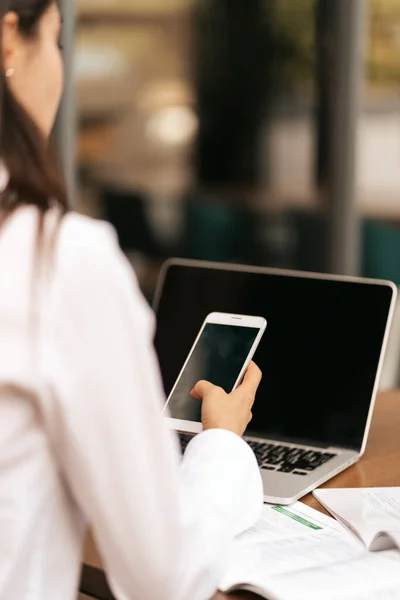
153,259 -> 397,504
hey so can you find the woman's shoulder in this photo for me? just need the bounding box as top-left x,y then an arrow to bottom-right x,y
52,210 -> 131,289
56,210 -> 119,257
4,205 -> 118,257
4,205 -> 151,322
51,209 -> 153,330
6,206 -> 137,295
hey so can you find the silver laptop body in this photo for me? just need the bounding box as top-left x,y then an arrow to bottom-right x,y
153,259 -> 397,505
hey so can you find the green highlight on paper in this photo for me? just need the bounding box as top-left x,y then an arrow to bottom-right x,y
272,506 -> 322,530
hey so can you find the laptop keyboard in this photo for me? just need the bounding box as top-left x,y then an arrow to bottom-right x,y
178,433 -> 336,476
179,433 -> 195,454
247,440 -> 336,476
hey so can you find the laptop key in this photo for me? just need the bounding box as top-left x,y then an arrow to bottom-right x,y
321,453 -> 336,460
278,465 -> 295,473
298,464 -> 316,471
179,433 -> 195,454
289,452 -> 335,472
286,449 -> 302,460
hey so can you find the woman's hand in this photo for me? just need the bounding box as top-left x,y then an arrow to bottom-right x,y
190,362 -> 262,437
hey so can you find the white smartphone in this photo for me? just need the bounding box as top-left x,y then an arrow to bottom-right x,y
164,311 -> 267,434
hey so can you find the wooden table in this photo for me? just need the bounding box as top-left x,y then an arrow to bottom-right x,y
80,391 -> 400,600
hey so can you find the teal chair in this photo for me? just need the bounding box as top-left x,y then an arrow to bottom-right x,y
184,200 -> 245,263
362,221 -> 400,285
362,220 -> 400,389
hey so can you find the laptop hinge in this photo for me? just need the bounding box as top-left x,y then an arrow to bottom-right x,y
245,432 -> 356,452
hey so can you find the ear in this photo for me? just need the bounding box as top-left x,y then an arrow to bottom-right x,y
2,12 -> 20,75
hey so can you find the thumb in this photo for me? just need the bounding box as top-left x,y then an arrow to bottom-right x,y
190,380 -> 215,400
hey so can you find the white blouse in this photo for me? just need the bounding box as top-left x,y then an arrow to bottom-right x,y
0,206 -> 263,600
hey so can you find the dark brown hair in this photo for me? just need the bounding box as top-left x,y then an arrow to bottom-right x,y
0,0 -> 68,215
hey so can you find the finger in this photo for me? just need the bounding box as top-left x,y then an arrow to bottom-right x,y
243,361 -> 262,386
190,380 -> 215,400
238,362 -> 262,395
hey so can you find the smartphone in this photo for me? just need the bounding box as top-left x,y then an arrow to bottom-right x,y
164,312 -> 267,433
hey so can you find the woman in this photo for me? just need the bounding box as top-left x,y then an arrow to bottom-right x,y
0,2 -> 264,599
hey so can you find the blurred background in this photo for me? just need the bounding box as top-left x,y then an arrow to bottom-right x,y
57,0 -> 400,312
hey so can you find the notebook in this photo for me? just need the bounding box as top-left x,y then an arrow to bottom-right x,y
218,502 -> 400,600
313,487 -> 400,551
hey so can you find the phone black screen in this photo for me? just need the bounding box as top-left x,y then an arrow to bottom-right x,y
166,323 -> 260,422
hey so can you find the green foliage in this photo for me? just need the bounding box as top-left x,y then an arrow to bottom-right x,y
271,0 -> 400,90
271,0 -> 316,89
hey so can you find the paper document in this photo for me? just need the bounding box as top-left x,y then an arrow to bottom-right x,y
314,488 -> 400,551
219,502 -> 400,600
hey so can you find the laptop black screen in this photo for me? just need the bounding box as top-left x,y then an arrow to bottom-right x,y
154,263 -> 394,451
